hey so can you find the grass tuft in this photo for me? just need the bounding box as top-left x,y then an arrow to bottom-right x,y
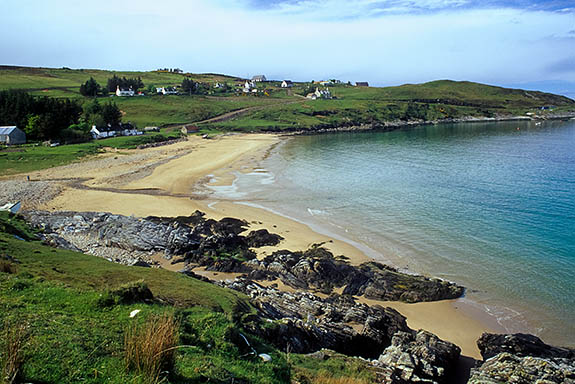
124,313 -> 179,384
0,261 -> 16,274
1,321 -> 28,384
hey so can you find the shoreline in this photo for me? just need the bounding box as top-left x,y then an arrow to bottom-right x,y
14,132 -> 511,359
276,111 -> 575,136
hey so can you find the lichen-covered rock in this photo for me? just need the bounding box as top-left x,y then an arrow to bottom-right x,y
468,352 -> 575,384
470,333 -> 575,384
375,330 -> 461,383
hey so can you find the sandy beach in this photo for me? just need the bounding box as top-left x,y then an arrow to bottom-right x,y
13,133 -> 501,359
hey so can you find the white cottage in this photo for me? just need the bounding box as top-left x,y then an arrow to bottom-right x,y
281,80 -> 294,88
116,86 -> 135,97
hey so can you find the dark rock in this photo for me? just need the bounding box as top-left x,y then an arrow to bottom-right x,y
477,333 -> 574,360
130,260 -> 151,268
245,229 -> 283,247
220,278 -> 411,359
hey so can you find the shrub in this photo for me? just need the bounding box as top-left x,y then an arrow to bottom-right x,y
97,280 -> 154,307
124,313 -> 179,384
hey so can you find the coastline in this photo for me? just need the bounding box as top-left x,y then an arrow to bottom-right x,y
18,132 -> 507,359
278,111 -> 575,136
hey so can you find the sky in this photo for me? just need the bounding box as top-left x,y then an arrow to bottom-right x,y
1,0 -> 574,96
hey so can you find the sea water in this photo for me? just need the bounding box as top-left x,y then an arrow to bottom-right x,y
216,120 -> 575,346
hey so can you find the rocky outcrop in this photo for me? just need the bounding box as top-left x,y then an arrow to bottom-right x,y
375,330 -> 461,384
469,333 -> 575,384
477,333 -> 574,360
221,278 -> 411,358
23,210 -> 464,303
246,247 -> 464,302
23,210 -> 256,266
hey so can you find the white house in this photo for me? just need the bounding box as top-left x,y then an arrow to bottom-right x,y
281,80 -> 294,88
156,87 -> 178,95
0,126 -> 26,145
252,75 -> 266,82
243,81 -> 257,93
306,87 -> 332,100
90,126 -> 116,139
90,123 -> 142,139
116,86 -> 135,97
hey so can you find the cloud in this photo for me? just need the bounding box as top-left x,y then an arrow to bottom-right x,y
1,0 -> 574,85
546,57 -> 575,74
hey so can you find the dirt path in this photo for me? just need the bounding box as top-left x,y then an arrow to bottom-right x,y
193,99 -> 306,125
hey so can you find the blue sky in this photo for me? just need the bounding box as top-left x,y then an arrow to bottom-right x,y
1,0 -> 574,96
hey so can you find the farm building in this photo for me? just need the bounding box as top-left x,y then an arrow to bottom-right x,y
252,75 -> 267,82
281,80 -> 294,88
181,125 -> 199,134
0,126 -> 26,145
355,82 -> 369,87
0,201 -> 21,214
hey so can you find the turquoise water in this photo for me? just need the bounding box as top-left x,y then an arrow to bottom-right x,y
227,120 -> 575,345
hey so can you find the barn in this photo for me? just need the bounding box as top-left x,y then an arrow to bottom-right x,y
0,126 -> 26,145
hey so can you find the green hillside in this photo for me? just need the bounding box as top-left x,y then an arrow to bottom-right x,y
0,212 -> 375,383
0,65 -> 240,98
0,65 -> 573,133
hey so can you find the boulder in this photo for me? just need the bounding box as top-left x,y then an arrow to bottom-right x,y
376,330 -> 461,384
469,333 -> 575,384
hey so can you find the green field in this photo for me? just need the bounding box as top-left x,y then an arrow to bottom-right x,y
0,212 -> 376,383
0,66 -> 239,96
0,132 -> 183,176
2,66 -> 573,133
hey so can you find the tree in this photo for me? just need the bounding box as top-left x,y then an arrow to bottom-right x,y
181,78 -> 197,95
107,75 -> 144,92
79,77 -> 101,97
0,90 -> 82,141
101,102 -> 122,125
24,115 -> 45,140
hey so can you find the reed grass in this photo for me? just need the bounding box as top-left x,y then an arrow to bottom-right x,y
1,322 -> 28,384
124,313 -> 179,384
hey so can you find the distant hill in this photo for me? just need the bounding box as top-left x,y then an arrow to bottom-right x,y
0,65 -> 241,98
336,80 -> 575,109
0,65 -> 573,131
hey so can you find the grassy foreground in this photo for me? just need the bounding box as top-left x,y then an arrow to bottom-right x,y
0,212 -> 377,383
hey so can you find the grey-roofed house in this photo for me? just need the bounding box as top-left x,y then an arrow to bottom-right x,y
355,82 -> 369,87
252,75 -> 267,82
0,126 -> 26,145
